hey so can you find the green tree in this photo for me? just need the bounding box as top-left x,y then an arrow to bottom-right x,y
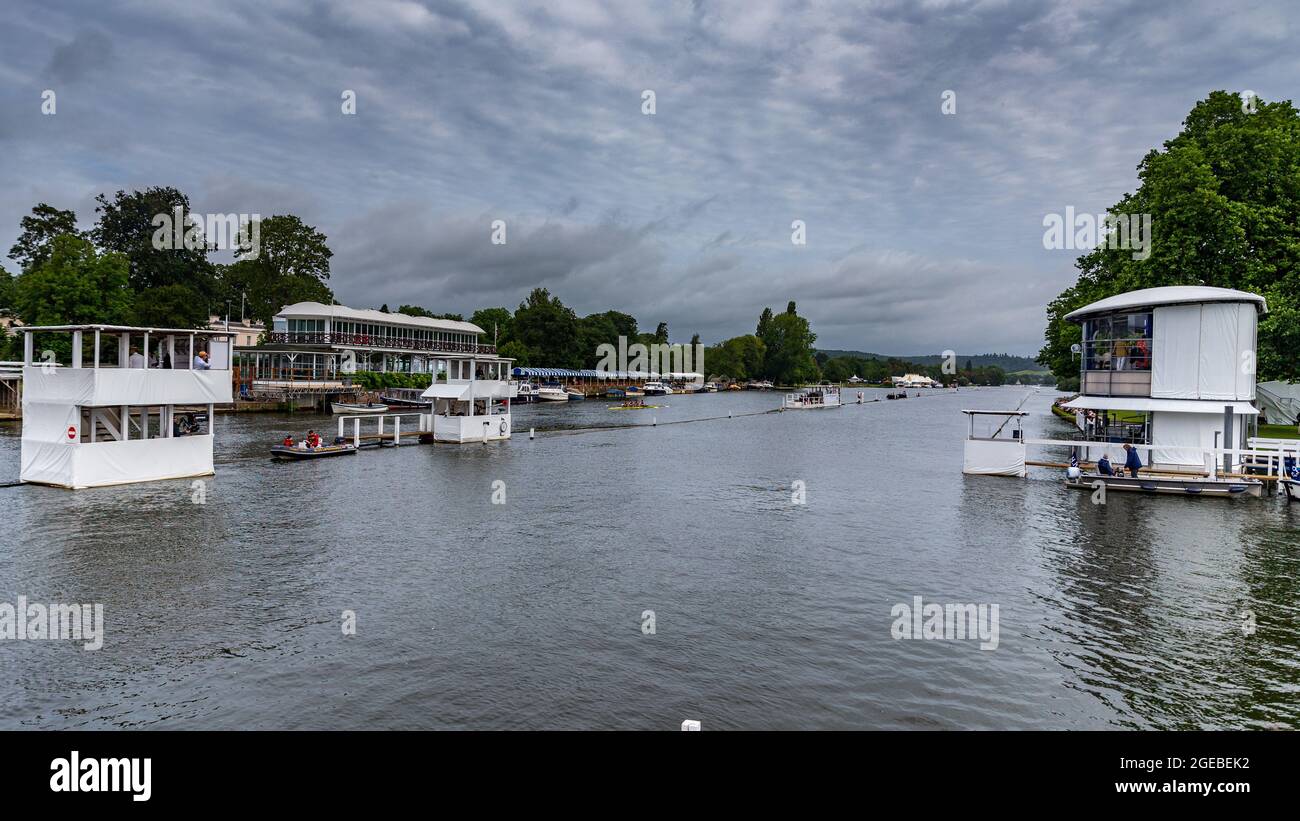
1040,91 -> 1300,383
758,303 -> 818,384
219,214 -> 334,331
13,234 -> 133,327
92,187 -> 216,327
513,288 -> 582,367
497,339 -> 531,367
0,263 -> 13,314
471,307 -> 515,346
706,334 -> 766,380
9,203 -> 80,271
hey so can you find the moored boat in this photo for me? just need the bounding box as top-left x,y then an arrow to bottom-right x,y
643,381 -> 672,396
537,382 -> 569,401
331,401 -> 388,414
1064,473 -> 1263,498
379,387 -> 432,408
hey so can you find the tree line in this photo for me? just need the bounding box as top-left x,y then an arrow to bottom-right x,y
0,186 -> 334,358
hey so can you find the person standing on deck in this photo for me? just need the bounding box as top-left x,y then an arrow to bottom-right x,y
1122,444 -> 1143,477
192,350 -> 211,370
128,346 -> 145,368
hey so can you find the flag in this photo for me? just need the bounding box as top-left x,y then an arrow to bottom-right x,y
1069,450 -> 1078,468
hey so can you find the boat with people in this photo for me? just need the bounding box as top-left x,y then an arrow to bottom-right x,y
271,442 -> 358,460
608,398 -> 660,411
781,384 -> 841,410
331,401 -> 388,414
642,381 -> 672,396
1063,471 -> 1263,498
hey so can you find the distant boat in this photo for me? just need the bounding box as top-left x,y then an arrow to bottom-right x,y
643,381 -> 672,396
331,401 -> 388,414
782,385 -> 841,410
701,382 -> 720,392
566,388 -> 585,400
515,383 -> 539,404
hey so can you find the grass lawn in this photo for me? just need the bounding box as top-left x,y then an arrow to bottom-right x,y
1257,424 -> 1300,440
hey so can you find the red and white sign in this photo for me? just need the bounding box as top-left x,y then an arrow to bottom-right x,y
67,425 -> 77,441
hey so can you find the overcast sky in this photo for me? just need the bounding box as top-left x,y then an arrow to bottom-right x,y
1,0 -> 1296,355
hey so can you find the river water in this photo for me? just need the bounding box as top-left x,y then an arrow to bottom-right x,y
1,387 -> 1296,729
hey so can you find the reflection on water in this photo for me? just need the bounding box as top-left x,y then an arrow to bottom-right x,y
0,387 -> 1296,729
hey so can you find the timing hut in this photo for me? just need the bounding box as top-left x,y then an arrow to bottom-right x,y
19,325 -> 234,489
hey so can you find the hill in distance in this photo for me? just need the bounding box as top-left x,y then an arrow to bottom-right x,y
817,350 -> 1050,373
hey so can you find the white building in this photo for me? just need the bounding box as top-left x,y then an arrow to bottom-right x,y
1062,286 -> 1265,468
19,324 -> 235,488
244,301 -> 490,380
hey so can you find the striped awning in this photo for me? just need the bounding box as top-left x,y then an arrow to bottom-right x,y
512,367 -> 660,379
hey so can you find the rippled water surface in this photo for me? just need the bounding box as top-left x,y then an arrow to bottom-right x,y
1,387 -> 1297,729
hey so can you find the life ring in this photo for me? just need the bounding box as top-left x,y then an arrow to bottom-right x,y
499,419 -> 508,435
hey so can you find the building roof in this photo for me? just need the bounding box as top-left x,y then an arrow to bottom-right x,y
1062,395 -> 1258,415
18,324 -> 236,336
276,302 -> 484,335
1065,286 -> 1267,322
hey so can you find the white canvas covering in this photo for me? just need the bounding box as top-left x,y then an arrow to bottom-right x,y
1150,411 -> 1222,467
21,435 -> 214,488
962,439 -> 1026,477
22,367 -> 232,406
1256,380 -> 1300,426
432,413 -> 511,443
1197,302 -> 1241,400
1151,304 -> 1202,399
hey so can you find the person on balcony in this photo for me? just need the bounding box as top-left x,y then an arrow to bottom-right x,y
128,346 -> 146,368
193,350 -> 211,370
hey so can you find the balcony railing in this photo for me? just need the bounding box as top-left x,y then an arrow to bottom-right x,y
268,332 -> 495,355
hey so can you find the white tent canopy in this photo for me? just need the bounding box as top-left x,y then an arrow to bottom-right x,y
1257,381 -> 1300,426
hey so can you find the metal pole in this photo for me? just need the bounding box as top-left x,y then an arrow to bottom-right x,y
1223,405 -> 1233,476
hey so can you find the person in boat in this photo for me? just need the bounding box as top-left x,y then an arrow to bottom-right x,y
1122,443 -> 1142,477
1097,453 -> 1114,476
282,435 -> 295,447
306,430 -> 321,449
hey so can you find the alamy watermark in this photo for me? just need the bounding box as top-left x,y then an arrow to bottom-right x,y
1043,207 -> 1152,261
890,595 -> 999,650
0,596 -> 104,650
151,206 -> 261,259
595,336 -> 705,384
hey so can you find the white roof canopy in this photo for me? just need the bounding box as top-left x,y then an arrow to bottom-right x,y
277,302 -> 484,335
1065,286 -> 1267,321
1062,396 -> 1258,415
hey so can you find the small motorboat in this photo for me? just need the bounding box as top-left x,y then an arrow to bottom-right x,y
537,382 -> 569,402
380,388 -> 432,408
566,388 -> 585,400
331,401 -> 388,414
515,383 -> 539,404
643,381 -> 672,396
271,443 -> 359,460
